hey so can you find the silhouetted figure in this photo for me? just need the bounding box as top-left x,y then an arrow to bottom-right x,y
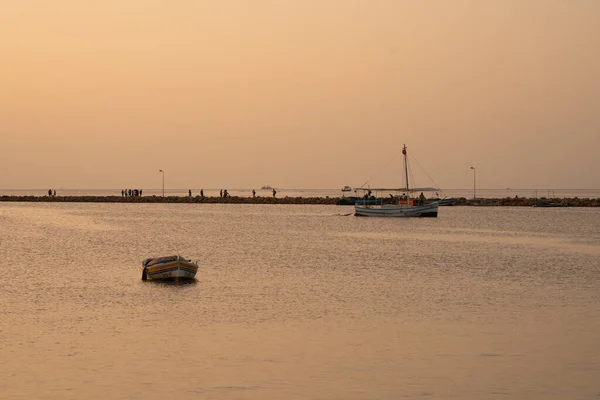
200,189 -> 204,197
53,190 -> 56,196
140,189 -> 143,196
48,189 -> 52,196
121,190 -> 125,197
189,189 -> 192,197
223,189 -> 229,198
252,189 -> 256,198
272,189 -> 277,198
419,192 -> 426,205
220,189 -> 223,198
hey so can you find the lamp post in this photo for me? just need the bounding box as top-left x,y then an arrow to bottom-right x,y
470,166 -> 476,200
159,169 -> 164,197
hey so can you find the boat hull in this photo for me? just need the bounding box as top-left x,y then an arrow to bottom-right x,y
426,198 -> 457,206
533,202 -> 567,207
354,202 -> 438,217
144,260 -> 198,281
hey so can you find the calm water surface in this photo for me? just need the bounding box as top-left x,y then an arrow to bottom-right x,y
1,203 -> 599,399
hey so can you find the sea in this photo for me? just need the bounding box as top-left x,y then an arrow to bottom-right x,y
1,202 -> 599,399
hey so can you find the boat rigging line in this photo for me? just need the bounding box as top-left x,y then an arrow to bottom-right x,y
357,153 -> 400,189
409,154 -> 444,194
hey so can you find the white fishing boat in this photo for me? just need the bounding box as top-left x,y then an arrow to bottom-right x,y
261,183 -> 273,190
141,255 -> 199,281
354,144 -> 439,218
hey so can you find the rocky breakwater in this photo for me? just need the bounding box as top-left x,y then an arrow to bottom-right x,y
2,195 -> 599,206
455,197 -> 600,207
0,195 -> 340,205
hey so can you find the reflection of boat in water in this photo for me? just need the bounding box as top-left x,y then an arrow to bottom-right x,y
354,144 -> 439,217
261,183 -> 273,190
141,255 -> 198,281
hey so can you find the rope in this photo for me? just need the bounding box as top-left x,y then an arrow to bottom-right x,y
408,159 -> 416,193
358,153 -> 399,189
409,154 -> 444,194
358,149 -> 443,196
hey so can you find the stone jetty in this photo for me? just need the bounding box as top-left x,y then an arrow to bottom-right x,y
0,195 -> 599,206
455,197 -> 600,207
0,195 -> 339,205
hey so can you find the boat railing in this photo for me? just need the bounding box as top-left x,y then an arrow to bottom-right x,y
355,197 -> 415,207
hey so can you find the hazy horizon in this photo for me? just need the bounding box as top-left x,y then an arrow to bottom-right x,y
2,186 -> 600,191
2,1 -> 599,190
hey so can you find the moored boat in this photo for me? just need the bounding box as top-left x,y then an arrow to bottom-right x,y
141,255 -> 199,281
354,144 -> 439,218
533,201 -> 568,207
337,185 -> 357,205
425,197 -> 458,206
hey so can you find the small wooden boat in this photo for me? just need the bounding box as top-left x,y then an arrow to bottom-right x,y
354,144 -> 439,218
141,255 -> 198,281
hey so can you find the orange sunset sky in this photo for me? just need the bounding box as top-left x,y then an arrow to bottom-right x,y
1,0 -> 599,190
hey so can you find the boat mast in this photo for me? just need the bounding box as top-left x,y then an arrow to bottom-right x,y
402,144 -> 410,197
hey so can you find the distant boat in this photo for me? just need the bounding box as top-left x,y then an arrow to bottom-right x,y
533,201 -> 568,208
141,255 -> 198,281
425,197 -> 458,206
354,144 -> 439,217
337,185 -> 356,205
261,183 -> 273,190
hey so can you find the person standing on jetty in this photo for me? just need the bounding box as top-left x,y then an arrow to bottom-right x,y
53,190 -> 56,196
252,189 -> 256,198
48,189 -> 52,196
219,189 -> 223,198
272,188 -> 277,198
200,189 -> 204,197
189,189 -> 192,197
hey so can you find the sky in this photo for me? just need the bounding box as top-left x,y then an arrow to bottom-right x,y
1,0 -> 599,190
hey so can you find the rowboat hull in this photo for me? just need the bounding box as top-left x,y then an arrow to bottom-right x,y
354,202 -> 438,217
142,256 -> 198,281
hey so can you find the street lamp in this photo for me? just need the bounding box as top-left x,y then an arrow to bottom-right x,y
470,166 -> 476,200
159,169 -> 164,197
